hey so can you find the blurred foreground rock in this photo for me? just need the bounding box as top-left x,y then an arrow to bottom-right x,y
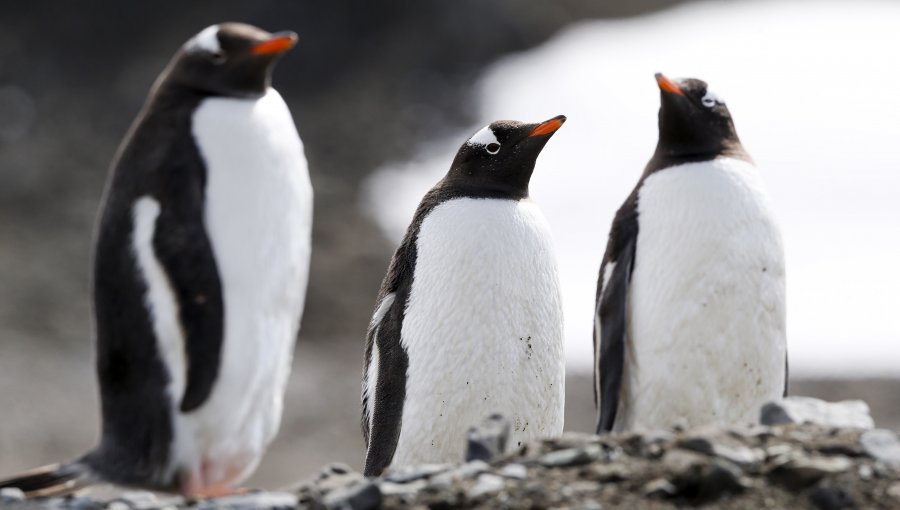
5,422 -> 900,510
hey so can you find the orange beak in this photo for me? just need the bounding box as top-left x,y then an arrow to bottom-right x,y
528,115 -> 567,137
655,73 -> 684,96
251,32 -> 298,56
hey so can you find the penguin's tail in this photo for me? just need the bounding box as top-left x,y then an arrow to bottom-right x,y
0,460 -> 94,498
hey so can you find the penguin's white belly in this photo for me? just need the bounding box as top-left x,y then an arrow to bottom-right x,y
393,198 -> 565,467
164,89 -> 311,485
620,158 -> 785,432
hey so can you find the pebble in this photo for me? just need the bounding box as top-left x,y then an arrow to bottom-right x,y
760,397 -> 874,429
538,444 -> 602,467
192,492 -> 297,510
468,473 -> 505,498
768,455 -> 853,490
383,463 -> 450,484
808,485 -> 855,510
0,488 -> 26,503
428,460 -> 489,488
860,429 -> 900,466
499,463 -> 527,480
643,478 -> 677,498
378,480 -> 426,497
465,414 -> 511,462
886,482 -> 900,501
322,481 -> 382,510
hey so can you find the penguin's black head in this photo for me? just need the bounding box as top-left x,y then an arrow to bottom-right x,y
163,23 -> 296,98
444,115 -> 566,199
652,73 -> 747,165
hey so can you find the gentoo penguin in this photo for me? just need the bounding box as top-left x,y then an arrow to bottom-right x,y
593,73 -> 786,434
362,116 -> 567,476
0,23 -> 312,497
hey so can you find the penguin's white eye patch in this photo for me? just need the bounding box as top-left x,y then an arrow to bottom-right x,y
467,125 -> 500,152
186,25 -> 221,54
701,90 -> 723,108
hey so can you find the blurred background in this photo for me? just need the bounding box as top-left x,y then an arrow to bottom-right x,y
0,0 -> 897,490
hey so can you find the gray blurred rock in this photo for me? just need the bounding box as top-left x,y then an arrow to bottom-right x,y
467,473 -> 505,498
499,463 -> 527,480
761,397 -> 874,429
537,444 -> 602,467
860,429 -> 900,466
768,455 -> 853,489
809,485 -> 855,510
383,463 -> 450,484
1,487 -> 26,503
192,492 -> 297,510
322,481 -> 381,510
465,413 -> 511,462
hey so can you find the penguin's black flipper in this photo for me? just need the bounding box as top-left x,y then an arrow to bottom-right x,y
0,461 -> 94,498
594,192 -> 639,434
151,166 -> 225,413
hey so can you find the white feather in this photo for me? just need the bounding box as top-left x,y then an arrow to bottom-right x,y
149,88 -> 312,487
186,25 -> 221,54
391,198 -> 565,467
614,157 -> 786,432
466,125 -> 499,147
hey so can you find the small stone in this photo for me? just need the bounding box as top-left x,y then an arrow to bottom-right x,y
429,460 -> 489,488
578,500 -> 603,510
671,460 -> 745,503
537,444 -> 602,467
111,492 -> 160,509
760,397 -> 874,429
887,482 -> 900,501
193,492 -> 297,510
768,456 -> 853,490
858,464 -> 874,480
860,429 -> 900,466
499,463 -> 527,480
465,414 -> 512,462
106,502 -> 130,510
643,478 -> 677,498
468,473 -> 505,498
322,481 -> 382,510
809,485 -> 855,510
378,480 -> 426,496
383,464 -> 450,483
586,463 -> 630,482
0,488 -> 25,503
61,497 -> 105,510
712,444 -> 766,467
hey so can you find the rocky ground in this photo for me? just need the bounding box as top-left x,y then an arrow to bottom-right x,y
4,421 -> 900,509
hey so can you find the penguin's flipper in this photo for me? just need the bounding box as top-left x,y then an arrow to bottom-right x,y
0,461 -> 94,498
594,195 -> 639,434
362,289 -> 410,477
152,195 -> 225,413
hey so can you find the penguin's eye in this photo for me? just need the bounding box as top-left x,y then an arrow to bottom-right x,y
210,51 -> 227,65
485,142 -> 501,155
701,91 -> 722,108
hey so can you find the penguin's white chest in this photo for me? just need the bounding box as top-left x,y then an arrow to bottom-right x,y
393,198 -> 565,466
160,89 -> 311,484
621,158 -> 786,431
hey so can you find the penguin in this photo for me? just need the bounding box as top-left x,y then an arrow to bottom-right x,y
362,116 -> 567,477
593,73 -> 787,434
0,23 -> 312,497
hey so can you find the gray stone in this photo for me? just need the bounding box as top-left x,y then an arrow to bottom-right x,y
808,485 -> 855,510
760,397 -> 874,429
643,478 -> 677,498
383,463 -> 450,484
0,488 -> 26,503
465,414 -> 511,462
468,473 -> 505,498
428,460 -> 489,488
107,492 -> 160,510
322,481 -> 382,510
768,455 -> 853,490
378,480 -> 426,497
192,492 -> 297,510
887,482 -> 900,501
499,463 -> 527,480
537,444 -> 602,467
105,502 -> 130,510
860,429 -> 900,466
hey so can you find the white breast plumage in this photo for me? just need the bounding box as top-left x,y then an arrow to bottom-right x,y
391,197 -> 566,466
620,157 -> 786,431
134,88 -> 312,486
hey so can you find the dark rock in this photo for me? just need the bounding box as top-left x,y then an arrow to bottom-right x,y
860,429 -> 900,466
322,481 -> 382,510
768,456 -> 853,490
809,485 -> 856,510
670,459 -> 745,503
761,397 -> 874,429
465,413 -> 511,462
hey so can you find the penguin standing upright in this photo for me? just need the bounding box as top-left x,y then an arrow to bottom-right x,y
594,74 -> 786,434
0,23 -> 312,497
362,116 -> 567,476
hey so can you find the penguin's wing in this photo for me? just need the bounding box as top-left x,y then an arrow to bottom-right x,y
152,183 -> 225,413
362,207 -> 424,477
594,193 -> 639,434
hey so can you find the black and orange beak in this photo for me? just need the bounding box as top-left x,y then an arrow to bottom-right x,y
251,31 -> 298,56
528,115 -> 567,137
655,73 -> 684,96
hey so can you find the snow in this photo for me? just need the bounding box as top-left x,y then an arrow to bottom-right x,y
364,0 -> 900,377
